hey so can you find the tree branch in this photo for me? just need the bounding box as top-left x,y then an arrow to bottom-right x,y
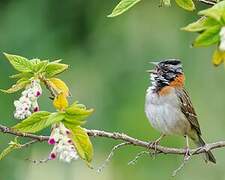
0,123 -> 224,156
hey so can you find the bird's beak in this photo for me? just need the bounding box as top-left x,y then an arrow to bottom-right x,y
146,69 -> 155,73
149,61 -> 159,65
147,61 -> 158,73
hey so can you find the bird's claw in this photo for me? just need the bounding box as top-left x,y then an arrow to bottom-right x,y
184,147 -> 191,161
148,140 -> 160,158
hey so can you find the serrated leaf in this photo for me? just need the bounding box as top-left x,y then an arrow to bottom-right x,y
53,93 -> 68,111
212,48 -> 225,66
46,112 -> 65,125
181,17 -> 219,32
30,58 -> 41,64
13,111 -> 64,133
66,102 -> 94,117
52,59 -> 62,63
63,118 -> 86,126
4,53 -> 33,73
32,60 -> 49,73
108,0 -> 141,18
0,78 -> 30,93
193,25 -> 221,47
45,62 -> 69,77
9,72 -> 33,79
48,78 -> 70,97
175,0 -> 195,11
199,1 -> 225,22
63,102 -> 93,126
65,125 -> 93,163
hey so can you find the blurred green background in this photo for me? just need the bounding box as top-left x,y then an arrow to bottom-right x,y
0,0 -> 225,179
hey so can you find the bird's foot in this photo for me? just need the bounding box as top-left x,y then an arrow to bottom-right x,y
184,147 -> 191,161
147,139 -> 161,159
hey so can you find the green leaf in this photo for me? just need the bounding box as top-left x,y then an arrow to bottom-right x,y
31,59 -> 49,73
13,111 -> 64,133
0,78 -> 30,93
175,0 -> 195,11
64,115 -> 89,125
63,116 -> 86,126
222,12 -> 225,23
199,1 -> 225,22
64,102 -> 94,123
108,0 -> 141,18
65,102 -> 94,115
44,62 -> 69,77
9,72 -> 33,79
193,25 -> 221,47
0,138 -> 21,160
65,125 -> 93,163
181,17 -> 219,32
46,112 -> 65,126
3,53 -> 33,73
67,104 -> 89,113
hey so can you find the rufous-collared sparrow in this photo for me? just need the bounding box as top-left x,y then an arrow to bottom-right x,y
145,59 -> 216,163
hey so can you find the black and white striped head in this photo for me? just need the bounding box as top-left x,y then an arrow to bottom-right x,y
148,59 -> 183,91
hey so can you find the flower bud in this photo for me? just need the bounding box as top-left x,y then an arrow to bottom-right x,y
48,138 -> 56,145
48,123 -> 79,163
14,79 -> 42,120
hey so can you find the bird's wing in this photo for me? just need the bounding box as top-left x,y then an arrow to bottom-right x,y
176,88 -> 201,135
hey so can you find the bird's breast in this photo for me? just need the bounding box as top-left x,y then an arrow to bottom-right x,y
145,87 -> 191,135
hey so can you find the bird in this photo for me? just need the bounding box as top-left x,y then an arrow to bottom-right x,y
145,59 -> 216,163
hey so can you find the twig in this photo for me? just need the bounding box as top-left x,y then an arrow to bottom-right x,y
97,142 -> 131,172
128,151 -> 151,165
21,139 -> 40,148
26,157 -> 50,164
0,124 -> 48,141
172,155 -> 191,177
199,0 -> 217,6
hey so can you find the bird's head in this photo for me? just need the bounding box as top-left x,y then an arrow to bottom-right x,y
148,59 -> 184,92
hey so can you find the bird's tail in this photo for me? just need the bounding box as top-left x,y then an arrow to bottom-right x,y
195,135 -> 216,164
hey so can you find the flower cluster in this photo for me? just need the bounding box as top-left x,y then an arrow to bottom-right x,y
48,123 -> 79,163
14,80 -> 42,120
219,27 -> 225,51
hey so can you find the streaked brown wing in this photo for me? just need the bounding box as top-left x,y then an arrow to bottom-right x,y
176,88 -> 201,135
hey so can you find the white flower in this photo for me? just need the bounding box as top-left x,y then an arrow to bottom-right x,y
219,27 -> 225,51
48,123 -> 79,163
14,79 -> 42,120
